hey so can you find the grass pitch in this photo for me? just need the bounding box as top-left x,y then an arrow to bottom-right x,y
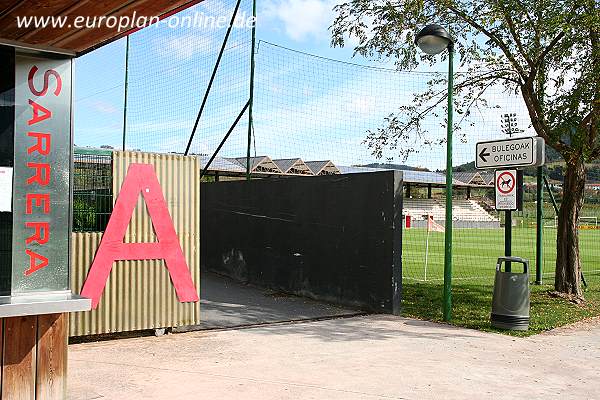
401,227 -> 600,335
402,227 -> 600,283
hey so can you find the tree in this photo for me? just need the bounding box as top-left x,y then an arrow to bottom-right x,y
331,0 -> 599,298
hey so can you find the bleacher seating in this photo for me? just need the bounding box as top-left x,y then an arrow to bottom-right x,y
403,198 -> 498,223
454,200 -> 498,222
403,198 -> 445,221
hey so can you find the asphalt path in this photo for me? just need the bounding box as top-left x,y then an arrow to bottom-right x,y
69,314 -> 600,399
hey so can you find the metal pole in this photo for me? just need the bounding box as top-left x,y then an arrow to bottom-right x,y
184,0 -> 243,156
543,176 -> 559,215
505,210 -> 512,272
443,45 -> 454,322
122,35 -> 130,151
201,100 -> 250,179
536,166 -> 543,284
246,0 -> 257,180
425,216 -> 430,282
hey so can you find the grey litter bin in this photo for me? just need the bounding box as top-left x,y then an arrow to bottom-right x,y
490,256 -> 530,331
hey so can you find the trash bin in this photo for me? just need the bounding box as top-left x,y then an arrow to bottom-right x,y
490,256 -> 530,331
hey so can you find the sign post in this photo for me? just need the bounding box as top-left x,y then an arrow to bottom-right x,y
476,137 -> 545,276
494,169 -> 523,272
536,167 -> 543,284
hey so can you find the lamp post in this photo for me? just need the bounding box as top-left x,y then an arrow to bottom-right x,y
415,24 -> 455,321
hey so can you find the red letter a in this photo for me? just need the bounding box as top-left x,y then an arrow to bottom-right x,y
28,100 -> 51,126
81,163 -> 199,309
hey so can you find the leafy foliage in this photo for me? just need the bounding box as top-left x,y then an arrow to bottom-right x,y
331,0 -> 600,163
331,0 -> 600,296
73,197 -> 97,232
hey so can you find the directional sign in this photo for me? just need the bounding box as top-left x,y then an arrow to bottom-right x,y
476,137 -> 545,169
495,170 -> 522,210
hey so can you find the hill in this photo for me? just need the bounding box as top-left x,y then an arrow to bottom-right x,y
359,163 -> 430,171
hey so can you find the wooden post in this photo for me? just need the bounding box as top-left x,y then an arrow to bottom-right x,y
2,316 -> 37,400
36,314 -> 67,399
1,314 -> 67,400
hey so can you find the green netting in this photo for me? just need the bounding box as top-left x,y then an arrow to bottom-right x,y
250,41 -> 600,287
74,0 -> 253,155
72,1 -> 599,314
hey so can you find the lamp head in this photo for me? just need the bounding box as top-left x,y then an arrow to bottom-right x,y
415,24 -> 453,55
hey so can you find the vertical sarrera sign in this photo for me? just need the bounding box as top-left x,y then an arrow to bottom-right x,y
12,53 -> 72,294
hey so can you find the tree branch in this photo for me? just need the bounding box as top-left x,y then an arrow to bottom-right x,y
500,6 -> 534,68
366,67 -> 517,158
455,79 -> 499,128
442,2 -> 528,80
520,82 -> 569,153
587,13 -> 600,157
514,0 -> 539,38
534,32 -> 566,68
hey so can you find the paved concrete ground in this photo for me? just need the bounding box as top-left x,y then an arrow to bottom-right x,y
68,315 -> 600,400
194,271 -> 359,330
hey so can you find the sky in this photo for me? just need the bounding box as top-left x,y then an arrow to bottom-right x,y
73,0 -> 534,170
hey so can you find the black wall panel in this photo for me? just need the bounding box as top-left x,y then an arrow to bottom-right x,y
201,171 -> 403,313
0,46 -> 14,296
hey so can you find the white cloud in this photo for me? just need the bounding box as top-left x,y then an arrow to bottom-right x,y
149,0 -> 247,61
344,96 -> 377,115
262,0 -> 341,42
92,100 -> 119,114
152,32 -> 214,60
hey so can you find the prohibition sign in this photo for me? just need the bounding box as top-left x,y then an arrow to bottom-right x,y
496,171 -> 516,195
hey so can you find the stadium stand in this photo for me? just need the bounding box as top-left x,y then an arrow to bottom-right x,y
197,155 -> 342,178
200,155 -> 246,174
403,198 -> 446,221
454,200 -> 499,222
273,159 -> 315,175
305,161 -> 341,175
403,198 -> 499,228
231,156 -> 283,175
192,153 -> 498,227
479,171 -> 495,185
454,171 -> 489,186
454,171 -> 496,186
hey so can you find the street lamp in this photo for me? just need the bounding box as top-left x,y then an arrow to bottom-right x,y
415,24 -> 455,322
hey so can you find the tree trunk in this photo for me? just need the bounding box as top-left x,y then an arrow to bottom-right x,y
555,157 -> 586,297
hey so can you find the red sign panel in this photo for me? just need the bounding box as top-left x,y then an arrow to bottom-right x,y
496,171 -> 516,195
495,169 -> 518,210
81,163 -> 199,309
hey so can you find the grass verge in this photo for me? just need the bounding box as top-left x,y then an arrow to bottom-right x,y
401,281 -> 600,336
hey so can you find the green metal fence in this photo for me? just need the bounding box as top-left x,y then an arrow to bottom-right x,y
73,148 -> 113,232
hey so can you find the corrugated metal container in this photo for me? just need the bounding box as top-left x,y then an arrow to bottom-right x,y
70,151 -> 200,337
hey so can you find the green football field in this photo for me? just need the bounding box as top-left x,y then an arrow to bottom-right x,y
402,227 -> 600,284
